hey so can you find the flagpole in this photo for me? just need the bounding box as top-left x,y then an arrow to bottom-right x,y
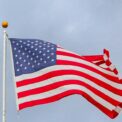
2,21 -> 8,122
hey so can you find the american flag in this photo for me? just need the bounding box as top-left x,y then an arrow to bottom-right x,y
9,38 -> 122,119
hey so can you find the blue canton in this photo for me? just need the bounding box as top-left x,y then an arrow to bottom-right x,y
10,38 -> 57,76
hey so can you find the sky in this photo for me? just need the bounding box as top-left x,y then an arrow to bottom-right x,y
0,0 -> 122,122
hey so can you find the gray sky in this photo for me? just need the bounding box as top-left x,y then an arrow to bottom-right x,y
0,0 -> 122,122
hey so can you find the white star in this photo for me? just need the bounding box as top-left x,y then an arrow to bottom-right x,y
14,48 -> 17,50
47,50 -> 50,52
31,46 -> 34,48
28,62 -> 30,65
27,44 -> 30,46
19,57 -> 22,60
16,43 -> 19,46
30,57 -> 33,60
20,64 -> 23,67
22,52 -> 25,55
28,50 -> 31,53
43,43 -> 46,46
23,42 -> 26,44
24,60 -> 26,62
37,63 -> 40,65
17,69 -> 20,72
36,55 -> 39,58
19,40 -> 22,43
32,65 -> 35,68
51,53 -> 54,55
24,67 -> 27,70
39,51 -> 42,54
35,43 -> 38,46
18,50 -> 21,53
35,48 -> 38,51
51,59 -> 55,62
44,61 -> 47,63
15,55 -> 18,57
34,60 -> 37,63
39,45 -> 42,48
27,55 -> 29,58
32,53 -> 35,56
16,61 -> 19,64
20,45 -> 23,48
12,41 -> 15,43
47,56 -> 50,59
43,53 -> 46,56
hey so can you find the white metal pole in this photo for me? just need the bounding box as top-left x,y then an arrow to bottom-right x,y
2,30 -> 7,122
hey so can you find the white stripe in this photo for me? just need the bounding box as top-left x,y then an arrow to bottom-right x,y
109,64 -> 116,71
92,60 -> 103,63
57,48 -> 80,56
103,54 -> 108,61
15,65 -> 122,90
17,75 -> 122,102
18,84 -> 117,111
99,63 -> 108,68
57,48 -> 116,76
114,106 -> 122,113
57,55 -> 116,77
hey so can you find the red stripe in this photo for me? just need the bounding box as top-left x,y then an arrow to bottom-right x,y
16,70 -> 122,96
104,49 -> 109,57
18,79 -> 121,107
57,50 -> 111,70
57,49 -> 118,75
18,89 -> 118,119
95,60 -> 105,65
57,50 -> 103,62
57,60 -> 119,82
80,55 -> 103,62
57,51 -> 119,80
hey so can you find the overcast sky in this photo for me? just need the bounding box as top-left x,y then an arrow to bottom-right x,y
0,0 -> 122,122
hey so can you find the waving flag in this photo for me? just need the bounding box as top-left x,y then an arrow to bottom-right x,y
9,38 -> 122,119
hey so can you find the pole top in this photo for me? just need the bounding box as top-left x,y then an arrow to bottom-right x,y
2,21 -> 8,28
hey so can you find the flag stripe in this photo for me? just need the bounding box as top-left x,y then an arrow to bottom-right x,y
16,65 -> 122,89
57,48 -> 117,76
17,79 -> 122,107
57,54 -> 120,83
81,55 -> 103,62
18,84 -> 117,110
57,60 -> 118,82
57,48 -> 80,57
16,72 -> 122,100
18,89 -> 119,118
16,70 -> 122,96
57,55 -> 116,77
